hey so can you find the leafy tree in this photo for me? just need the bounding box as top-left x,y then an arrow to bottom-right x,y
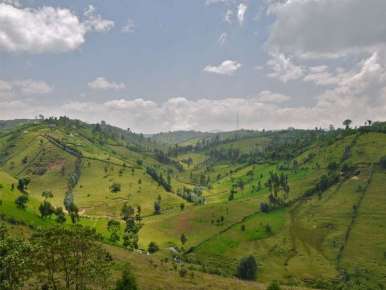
107,219 -> 121,242
0,223 -> 33,290
17,177 -> 30,193
32,226 -> 112,290
15,194 -> 28,209
148,241 -> 159,254
55,207 -> 66,224
343,119 -> 352,129
180,203 -> 185,211
39,200 -> 55,218
115,267 -> 138,290
237,256 -> 257,281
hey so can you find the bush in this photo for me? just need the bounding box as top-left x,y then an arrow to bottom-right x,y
148,241 -> 159,254
115,267 -> 138,290
110,183 -> 121,193
380,156 -> 386,170
266,281 -> 281,290
237,256 -> 257,281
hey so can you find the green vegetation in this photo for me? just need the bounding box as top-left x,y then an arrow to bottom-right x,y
1,118 -> 386,289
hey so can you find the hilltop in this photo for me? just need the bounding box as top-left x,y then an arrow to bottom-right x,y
1,117 -> 386,290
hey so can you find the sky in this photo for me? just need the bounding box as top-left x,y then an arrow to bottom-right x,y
0,0 -> 386,133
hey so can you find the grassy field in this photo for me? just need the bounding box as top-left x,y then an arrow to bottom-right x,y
1,122 -> 386,289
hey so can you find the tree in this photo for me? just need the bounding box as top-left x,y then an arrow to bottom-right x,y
55,207 -> 66,224
17,177 -> 30,193
39,200 -> 55,218
148,241 -> 159,254
180,233 -> 187,247
15,194 -> 28,209
0,223 -> 34,290
154,200 -> 161,215
107,219 -> 121,242
180,203 -> 185,211
32,226 -> 112,290
237,256 -> 257,281
343,119 -> 352,129
110,182 -> 121,193
380,156 -> 386,170
115,267 -> 138,290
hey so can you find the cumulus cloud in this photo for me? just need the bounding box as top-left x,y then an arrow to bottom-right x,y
204,60 -> 241,75
267,52 -> 304,82
88,77 -> 126,90
267,0 -> 386,58
0,3 -> 114,53
237,3 -> 247,25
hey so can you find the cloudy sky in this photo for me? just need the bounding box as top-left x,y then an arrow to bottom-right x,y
1,0 -> 386,133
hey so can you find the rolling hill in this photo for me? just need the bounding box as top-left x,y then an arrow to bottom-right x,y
1,117 -> 386,290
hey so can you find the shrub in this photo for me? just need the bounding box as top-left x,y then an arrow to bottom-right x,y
110,183 -> 121,193
266,281 -> 281,290
237,256 -> 257,281
148,241 -> 159,254
380,156 -> 386,170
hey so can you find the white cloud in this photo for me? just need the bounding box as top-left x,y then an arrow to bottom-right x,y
0,0 -> 20,7
267,52 -> 304,82
256,90 -> 291,103
204,60 -> 241,75
13,79 -> 53,95
0,3 -> 113,54
88,77 -> 126,90
83,5 -> 114,32
121,18 -> 135,33
237,3 -> 247,25
217,32 -> 227,46
0,79 -> 52,96
267,0 -> 386,58
225,9 -> 233,23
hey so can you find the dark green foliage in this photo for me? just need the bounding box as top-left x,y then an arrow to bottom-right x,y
0,223 -> 33,290
110,182 -> 121,193
146,167 -> 172,192
379,156 -> 386,170
115,267 -> 138,290
15,194 -> 28,209
237,256 -> 257,281
39,200 -> 55,218
154,200 -> 161,215
17,177 -> 30,193
55,207 -> 66,224
180,233 -> 187,246
32,226 -> 112,290
266,281 -> 281,290
148,241 -> 159,253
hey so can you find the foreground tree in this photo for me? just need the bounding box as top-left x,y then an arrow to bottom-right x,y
237,256 -> 257,281
0,223 -> 33,290
32,226 -> 112,290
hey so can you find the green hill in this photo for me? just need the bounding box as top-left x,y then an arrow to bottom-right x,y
1,118 -> 386,290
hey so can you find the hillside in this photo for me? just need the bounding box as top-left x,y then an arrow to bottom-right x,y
1,118 -> 386,290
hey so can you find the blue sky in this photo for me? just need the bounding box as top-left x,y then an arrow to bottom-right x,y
1,0 -> 386,132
